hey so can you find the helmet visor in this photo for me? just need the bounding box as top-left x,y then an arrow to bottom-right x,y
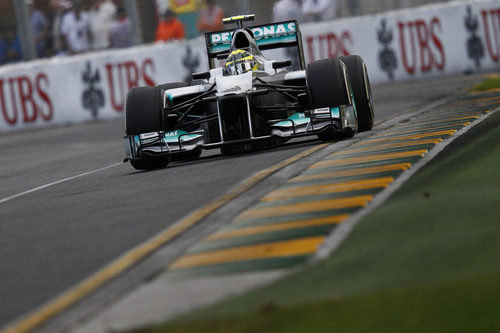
225,52 -> 257,75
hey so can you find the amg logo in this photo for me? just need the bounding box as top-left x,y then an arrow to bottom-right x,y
165,131 -> 179,137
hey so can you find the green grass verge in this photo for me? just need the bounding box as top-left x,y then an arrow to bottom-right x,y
473,75 -> 500,91
140,273 -> 500,333
142,111 -> 500,332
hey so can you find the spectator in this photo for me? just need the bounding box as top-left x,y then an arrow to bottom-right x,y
272,0 -> 302,23
109,6 -> 132,48
48,0 -> 72,56
155,9 -> 185,42
0,28 -> 22,65
60,0 -> 92,54
272,0 -> 302,70
167,0 -> 201,39
197,0 -> 224,33
302,0 -> 337,22
89,0 -> 116,50
27,0 -> 49,57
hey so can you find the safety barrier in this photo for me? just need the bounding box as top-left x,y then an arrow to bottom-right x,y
0,0 -> 498,132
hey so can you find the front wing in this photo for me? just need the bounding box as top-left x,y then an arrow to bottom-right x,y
124,105 -> 357,161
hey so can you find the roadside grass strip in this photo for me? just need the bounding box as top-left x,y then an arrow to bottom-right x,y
144,274 -> 500,333
164,89 -> 496,278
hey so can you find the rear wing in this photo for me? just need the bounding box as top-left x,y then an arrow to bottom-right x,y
204,20 -> 306,70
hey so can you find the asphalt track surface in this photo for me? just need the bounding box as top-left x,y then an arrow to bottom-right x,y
0,74 -> 484,329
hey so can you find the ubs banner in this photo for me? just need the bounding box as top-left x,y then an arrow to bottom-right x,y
1,0 -> 499,132
301,0 -> 500,82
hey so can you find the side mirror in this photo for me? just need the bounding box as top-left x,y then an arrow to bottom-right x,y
272,60 -> 293,70
192,71 -> 210,80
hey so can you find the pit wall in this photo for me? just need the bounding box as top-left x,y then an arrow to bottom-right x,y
0,0 -> 499,132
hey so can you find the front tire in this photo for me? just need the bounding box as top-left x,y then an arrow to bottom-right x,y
339,55 -> 374,132
171,149 -> 202,162
125,86 -> 163,136
306,58 -> 350,109
130,157 -> 169,171
307,58 -> 352,142
125,86 -> 169,170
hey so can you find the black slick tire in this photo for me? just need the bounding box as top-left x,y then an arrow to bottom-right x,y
130,157 -> 169,171
339,55 -> 374,132
125,86 -> 163,136
171,149 -> 202,162
306,57 -> 350,109
125,86 -> 169,170
316,127 -> 336,142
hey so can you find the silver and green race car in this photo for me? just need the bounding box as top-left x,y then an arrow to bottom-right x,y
124,15 -> 374,170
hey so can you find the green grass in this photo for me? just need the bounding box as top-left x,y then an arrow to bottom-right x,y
140,273 -> 500,333
140,111 -> 500,332
473,75 -> 500,91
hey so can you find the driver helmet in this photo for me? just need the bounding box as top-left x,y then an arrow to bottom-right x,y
224,49 -> 259,75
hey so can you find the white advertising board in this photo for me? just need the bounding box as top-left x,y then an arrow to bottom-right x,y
0,0 -> 499,132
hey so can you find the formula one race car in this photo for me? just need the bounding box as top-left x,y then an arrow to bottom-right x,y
124,15 -> 374,170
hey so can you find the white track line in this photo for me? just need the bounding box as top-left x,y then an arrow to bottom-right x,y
313,108 -> 498,262
0,163 -> 122,205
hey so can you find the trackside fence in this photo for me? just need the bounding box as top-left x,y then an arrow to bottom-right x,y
0,0 -> 499,132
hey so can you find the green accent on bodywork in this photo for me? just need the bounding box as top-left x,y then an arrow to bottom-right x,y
134,130 -> 203,145
273,112 -> 309,127
163,130 -> 202,143
273,108 -> 340,128
166,93 -> 174,104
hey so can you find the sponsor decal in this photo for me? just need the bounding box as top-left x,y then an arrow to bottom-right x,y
182,46 -> 200,84
81,62 -> 105,119
480,7 -> 500,63
0,73 -> 53,127
377,19 -> 398,80
210,23 -> 296,45
305,30 -> 352,62
163,130 -> 203,142
464,6 -> 485,69
105,58 -> 156,112
397,17 -> 446,74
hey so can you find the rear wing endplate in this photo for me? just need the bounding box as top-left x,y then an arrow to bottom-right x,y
204,20 -> 306,70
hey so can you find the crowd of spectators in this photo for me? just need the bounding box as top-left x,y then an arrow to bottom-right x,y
155,0 -> 225,42
272,0 -> 338,23
0,0 -> 338,66
0,0 -> 133,65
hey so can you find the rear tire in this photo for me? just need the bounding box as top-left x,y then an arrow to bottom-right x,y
339,55 -> 374,132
